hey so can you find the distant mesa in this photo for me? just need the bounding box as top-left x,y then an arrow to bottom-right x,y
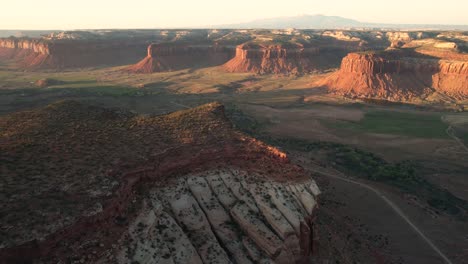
222,35 -> 375,75
222,42 -> 321,75
126,43 -> 234,73
0,37 -> 147,70
128,36 -> 369,75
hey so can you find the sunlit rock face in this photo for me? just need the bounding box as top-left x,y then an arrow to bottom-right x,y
320,52 -> 468,100
223,43 -> 322,75
117,168 -> 320,264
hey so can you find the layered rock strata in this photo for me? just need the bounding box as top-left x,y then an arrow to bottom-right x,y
0,38 -> 147,69
223,43 -> 322,75
321,52 -> 468,100
118,169 -> 320,264
127,43 -> 234,73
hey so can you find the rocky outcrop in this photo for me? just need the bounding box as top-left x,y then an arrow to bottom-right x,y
0,38 -> 147,69
320,52 -> 468,100
118,169 -> 319,264
127,43 -> 234,73
386,31 -> 429,48
223,42 -> 323,75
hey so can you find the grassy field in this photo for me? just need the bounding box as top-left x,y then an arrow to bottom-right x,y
458,130 -> 468,145
326,110 -> 449,139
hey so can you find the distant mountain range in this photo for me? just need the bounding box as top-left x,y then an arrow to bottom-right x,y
1,14 -> 466,38
0,30 -> 56,38
214,14 -> 468,30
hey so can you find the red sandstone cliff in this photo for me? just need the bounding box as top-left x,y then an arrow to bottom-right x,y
320,52 -> 468,100
221,37 -> 374,75
223,43 -> 322,75
127,43 -> 234,73
0,38 -> 147,70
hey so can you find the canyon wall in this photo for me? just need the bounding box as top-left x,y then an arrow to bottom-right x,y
321,52 -> 468,100
0,38 -> 148,69
127,43 -> 234,73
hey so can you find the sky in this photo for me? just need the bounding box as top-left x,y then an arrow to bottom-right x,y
1,0 -> 467,30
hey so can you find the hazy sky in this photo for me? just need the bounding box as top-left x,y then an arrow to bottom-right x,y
1,0 -> 467,29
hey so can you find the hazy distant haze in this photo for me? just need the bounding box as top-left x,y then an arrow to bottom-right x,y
1,0 -> 467,29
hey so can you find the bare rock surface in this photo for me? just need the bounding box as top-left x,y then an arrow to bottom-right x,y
117,169 -> 320,264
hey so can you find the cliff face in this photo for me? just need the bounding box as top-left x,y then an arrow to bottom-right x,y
0,38 -> 147,69
127,43 -> 234,73
337,53 -> 440,74
321,52 -> 468,100
0,101 -> 320,263
0,38 -> 50,54
433,61 -> 468,97
223,43 -> 322,75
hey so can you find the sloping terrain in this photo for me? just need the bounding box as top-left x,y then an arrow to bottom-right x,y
0,101 -> 320,263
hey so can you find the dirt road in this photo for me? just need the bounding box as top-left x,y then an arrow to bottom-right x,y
306,165 -> 454,264
446,125 -> 468,153
442,116 -> 468,153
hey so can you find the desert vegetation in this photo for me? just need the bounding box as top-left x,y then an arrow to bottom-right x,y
227,106 -> 468,217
